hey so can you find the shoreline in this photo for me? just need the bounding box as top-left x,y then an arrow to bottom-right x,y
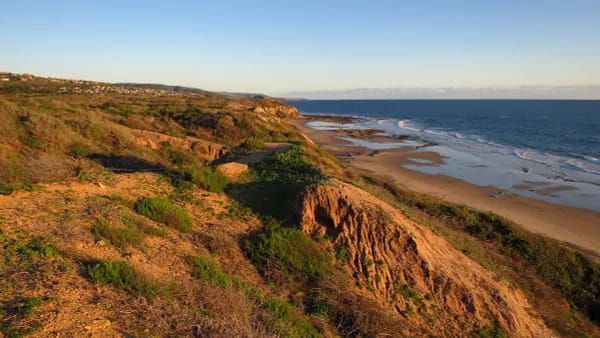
291,117 -> 600,258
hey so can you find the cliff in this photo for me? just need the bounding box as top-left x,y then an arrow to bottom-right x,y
0,73 -> 597,337
299,180 -> 553,337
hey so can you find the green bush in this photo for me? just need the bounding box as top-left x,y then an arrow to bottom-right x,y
245,219 -> 332,279
169,166 -> 229,193
122,214 -> 167,237
190,254 -> 231,288
335,244 -> 349,263
86,260 -> 160,300
240,136 -> 266,152
5,297 -> 43,316
0,234 -> 59,269
189,253 -> 319,336
254,145 -> 326,184
265,298 -> 320,338
92,221 -> 145,249
399,285 -> 422,300
134,197 -> 192,232
1,296 -> 44,337
475,323 -> 508,338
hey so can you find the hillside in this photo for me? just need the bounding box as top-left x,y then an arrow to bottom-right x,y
0,73 -> 599,337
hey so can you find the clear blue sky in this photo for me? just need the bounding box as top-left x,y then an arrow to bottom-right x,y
2,0 -> 599,95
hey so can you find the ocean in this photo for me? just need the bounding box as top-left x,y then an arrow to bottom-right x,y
288,99 -> 600,211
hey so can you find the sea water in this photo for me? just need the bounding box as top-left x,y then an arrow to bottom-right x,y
289,99 -> 600,211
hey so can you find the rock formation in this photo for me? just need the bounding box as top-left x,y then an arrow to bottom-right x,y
298,179 -> 554,337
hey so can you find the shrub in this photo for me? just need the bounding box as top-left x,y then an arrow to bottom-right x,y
399,285 -> 422,300
475,323 -> 508,338
245,219 -> 332,279
0,234 -> 59,268
5,297 -> 43,316
191,254 -> 231,288
134,197 -> 192,232
92,221 -> 145,249
264,298 -> 320,338
86,260 -> 160,300
121,214 -> 166,237
335,244 -> 350,263
240,136 -> 266,152
169,166 -> 229,193
253,145 -> 327,184
1,297 -> 44,337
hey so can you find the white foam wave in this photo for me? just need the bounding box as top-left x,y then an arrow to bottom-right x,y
424,129 -> 447,137
397,119 -> 420,132
329,115 -> 600,182
513,150 -> 556,167
565,159 -> 600,175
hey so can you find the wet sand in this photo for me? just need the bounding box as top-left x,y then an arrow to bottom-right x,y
291,118 -> 600,258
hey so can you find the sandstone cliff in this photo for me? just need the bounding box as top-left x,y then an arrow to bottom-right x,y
299,179 -> 554,337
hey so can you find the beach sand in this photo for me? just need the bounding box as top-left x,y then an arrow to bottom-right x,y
291,118 -> 600,258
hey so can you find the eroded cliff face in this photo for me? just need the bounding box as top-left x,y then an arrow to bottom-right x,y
132,129 -> 226,161
298,179 -> 554,337
253,100 -> 299,119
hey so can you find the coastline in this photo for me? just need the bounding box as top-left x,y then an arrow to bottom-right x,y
291,116 -> 600,258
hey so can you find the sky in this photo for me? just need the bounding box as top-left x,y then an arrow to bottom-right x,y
2,0 -> 600,97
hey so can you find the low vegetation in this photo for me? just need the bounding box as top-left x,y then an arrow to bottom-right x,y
86,260 -> 161,300
0,233 -> 61,337
264,298 -> 320,338
245,219 -> 332,280
0,234 -> 59,268
0,182 -> 41,196
92,221 -> 145,250
134,197 -> 192,232
170,165 -> 229,193
190,253 -> 320,337
253,144 -> 327,184
228,145 -> 327,221
190,254 -> 233,289
1,297 -> 45,338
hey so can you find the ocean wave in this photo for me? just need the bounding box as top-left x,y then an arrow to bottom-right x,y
513,149 -> 556,167
358,116 -> 600,179
565,159 -> 600,175
397,119 -> 420,132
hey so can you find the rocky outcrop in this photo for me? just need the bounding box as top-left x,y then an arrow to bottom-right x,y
253,100 -> 299,118
132,129 -> 225,161
298,180 -> 554,337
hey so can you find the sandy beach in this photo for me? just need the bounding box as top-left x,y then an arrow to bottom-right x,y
291,116 -> 600,258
